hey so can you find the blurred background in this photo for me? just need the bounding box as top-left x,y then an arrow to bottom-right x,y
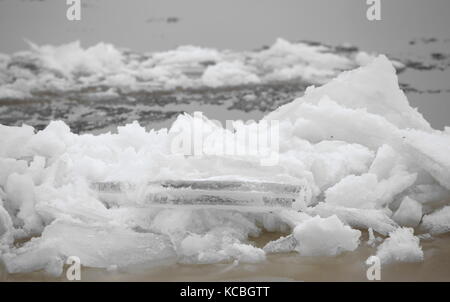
0,0 -> 449,130
1,0 -> 449,54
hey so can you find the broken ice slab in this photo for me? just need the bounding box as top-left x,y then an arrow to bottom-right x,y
90,180 -> 305,210
92,180 -> 303,193
2,220 -> 177,275
263,234 -> 297,254
309,203 -> 399,235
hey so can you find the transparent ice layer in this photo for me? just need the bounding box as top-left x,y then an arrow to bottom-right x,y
91,180 -> 305,210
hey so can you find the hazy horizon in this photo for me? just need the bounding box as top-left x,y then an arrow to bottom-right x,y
0,0 -> 449,54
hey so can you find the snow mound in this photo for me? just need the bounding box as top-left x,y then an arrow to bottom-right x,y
293,215 -> 361,256
372,227 -> 423,265
265,55 -> 431,130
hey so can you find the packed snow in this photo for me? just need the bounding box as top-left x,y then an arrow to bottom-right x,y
0,54 -> 449,276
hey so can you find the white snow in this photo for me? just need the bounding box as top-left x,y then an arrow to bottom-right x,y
265,55 -> 431,131
2,219 -> 177,274
202,61 -> 260,87
421,206 -> 450,235
310,203 -> 398,235
293,215 -> 361,256
392,197 -> 423,227
372,227 -> 423,265
0,38 -> 376,99
0,54 -> 448,274
0,200 -> 14,248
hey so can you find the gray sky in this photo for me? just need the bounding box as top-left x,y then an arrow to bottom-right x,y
0,0 -> 449,54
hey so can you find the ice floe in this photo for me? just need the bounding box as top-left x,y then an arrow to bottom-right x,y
0,39 -> 377,100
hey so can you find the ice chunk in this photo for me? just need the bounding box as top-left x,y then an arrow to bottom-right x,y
392,197 -> 422,227
369,145 -> 401,180
5,173 -> 43,234
308,141 -> 374,191
28,121 -> 74,158
293,215 -> 361,256
405,184 -> 450,206
270,96 -> 404,149
324,172 -> 416,209
0,158 -> 28,187
34,183 -> 111,225
265,55 -> 431,131
0,202 -> 14,248
2,219 -> 177,274
27,40 -> 125,76
1,242 -> 63,276
262,234 -> 297,254
177,226 -> 266,264
372,227 -> 423,265
255,38 -> 354,83
202,61 -> 260,87
0,124 -> 34,158
272,209 -> 312,228
180,233 -> 218,257
92,179 -> 304,210
400,129 -> 450,190
421,206 -> 450,235
325,174 -> 379,209
148,208 -> 265,265
223,243 -> 266,264
310,203 -> 398,235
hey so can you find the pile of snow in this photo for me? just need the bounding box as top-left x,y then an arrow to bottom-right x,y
293,215 -> 361,256
0,55 -> 449,276
371,227 -> 423,265
421,206 -> 450,235
27,41 -> 125,76
0,38 -> 376,100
